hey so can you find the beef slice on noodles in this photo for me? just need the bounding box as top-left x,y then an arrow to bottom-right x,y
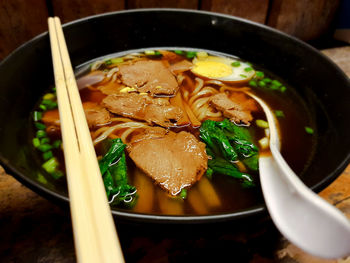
101,93 -> 183,127
209,93 -> 257,125
41,102 -> 111,129
127,130 -> 208,195
118,60 -> 179,96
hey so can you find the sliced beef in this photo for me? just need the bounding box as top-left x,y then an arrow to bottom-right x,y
209,93 -> 257,125
118,60 -> 178,96
83,102 -> 111,128
168,60 -> 193,75
41,102 -> 111,129
128,130 -> 208,195
101,93 -> 183,127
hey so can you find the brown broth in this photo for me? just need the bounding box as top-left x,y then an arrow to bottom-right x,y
33,50 -> 315,216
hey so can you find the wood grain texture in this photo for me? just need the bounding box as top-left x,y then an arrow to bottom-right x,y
127,0 -> 198,9
0,0 -> 48,60
50,0 -> 124,23
200,0 -> 269,23
267,0 -> 340,41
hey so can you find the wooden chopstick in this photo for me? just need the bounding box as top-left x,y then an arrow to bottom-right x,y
48,17 -> 125,263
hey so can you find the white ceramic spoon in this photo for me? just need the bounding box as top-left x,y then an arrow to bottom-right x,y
246,91 -> 350,259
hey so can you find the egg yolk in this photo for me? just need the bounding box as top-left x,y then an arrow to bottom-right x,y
192,61 -> 232,78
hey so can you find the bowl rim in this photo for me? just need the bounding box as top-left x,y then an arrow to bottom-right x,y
1,8 -> 350,223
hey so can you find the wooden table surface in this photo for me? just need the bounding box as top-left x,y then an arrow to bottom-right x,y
0,46 -> 349,263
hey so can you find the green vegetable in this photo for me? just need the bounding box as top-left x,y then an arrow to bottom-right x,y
174,50 -> 184,55
33,111 -> 42,121
52,140 -> 62,149
255,71 -> 264,78
186,51 -> 197,59
43,93 -> 55,100
32,138 -> 40,148
35,122 -> 46,130
37,144 -> 52,152
40,137 -> 50,144
206,167 -> 213,179
262,78 -> 272,83
36,130 -> 47,138
199,120 -> 238,162
180,189 -> 187,199
231,61 -> 241,67
99,138 -> 137,207
244,67 -> 253,72
249,80 -> 257,87
271,80 -> 282,88
240,74 -> 247,78
200,119 -> 259,187
41,99 -> 57,110
280,86 -> 287,92
43,150 -> 53,161
42,157 -> 59,174
256,119 -> 269,129
305,126 -> 314,134
275,110 -> 285,118
208,158 -> 254,187
258,80 -> 266,87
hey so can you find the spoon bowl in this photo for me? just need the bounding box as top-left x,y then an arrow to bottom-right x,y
247,92 -> 350,259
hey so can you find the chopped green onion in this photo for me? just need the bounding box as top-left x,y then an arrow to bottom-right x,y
305,126 -> 314,134
186,51 -> 197,59
249,80 -> 257,87
262,78 -> 272,83
275,110 -> 285,118
42,157 -> 59,174
51,170 -> 64,179
110,58 -> 124,64
271,80 -> 282,88
246,62 -> 253,66
240,74 -> 247,78
32,138 -> 40,148
258,80 -> 267,87
41,100 -> 57,110
39,104 -> 47,111
43,93 -> 55,100
280,86 -> 287,92
269,84 -> 279,90
37,144 -> 52,152
255,71 -> 264,78
145,50 -> 155,55
244,67 -> 253,72
104,59 -> 112,65
174,50 -> 184,55
180,189 -> 187,199
256,119 -> 269,129
33,111 -> 42,121
40,137 -> 50,144
52,140 -> 62,149
43,150 -> 53,161
154,51 -> 162,56
36,130 -> 47,138
231,61 -> 241,67
35,122 -> 46,130
206,167 -> 213,179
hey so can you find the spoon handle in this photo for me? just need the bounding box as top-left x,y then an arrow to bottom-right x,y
260,154 -> 350,258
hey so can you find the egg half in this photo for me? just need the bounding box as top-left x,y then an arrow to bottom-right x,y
191,55 -> 255,83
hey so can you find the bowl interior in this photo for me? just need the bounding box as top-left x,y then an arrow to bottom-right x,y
1,9 -> 350,223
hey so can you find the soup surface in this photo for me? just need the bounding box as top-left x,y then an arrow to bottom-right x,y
31,49 -> 315,216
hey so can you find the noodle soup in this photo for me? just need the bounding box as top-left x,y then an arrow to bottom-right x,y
31,49 -> 315,215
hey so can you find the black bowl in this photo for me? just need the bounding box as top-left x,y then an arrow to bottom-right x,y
0,9 -> 349,223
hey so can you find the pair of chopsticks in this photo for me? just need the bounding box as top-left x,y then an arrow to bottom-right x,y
48,17 -> 124,263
